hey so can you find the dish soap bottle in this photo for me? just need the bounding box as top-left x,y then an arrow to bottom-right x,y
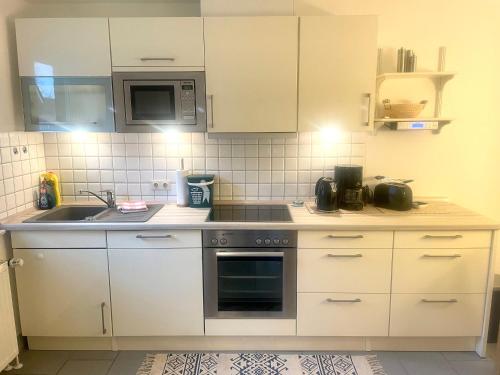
41,172 -> 61,207
38,179 -> 52,210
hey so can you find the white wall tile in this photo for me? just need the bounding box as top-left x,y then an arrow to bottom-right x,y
28,131 -> 364,203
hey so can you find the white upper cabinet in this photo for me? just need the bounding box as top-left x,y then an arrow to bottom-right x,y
15,18 -> 111,77
204,17 -> 298,133
298,16 -> 378,132
109,18 -> 205,68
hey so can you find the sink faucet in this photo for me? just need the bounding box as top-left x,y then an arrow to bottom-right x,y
79,190 -> 116,208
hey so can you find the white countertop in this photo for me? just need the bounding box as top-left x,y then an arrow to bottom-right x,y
1,200 -> 498,231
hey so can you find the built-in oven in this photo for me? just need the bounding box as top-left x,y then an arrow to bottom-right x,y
203,230 -> 297,319
112,71 -> 206,132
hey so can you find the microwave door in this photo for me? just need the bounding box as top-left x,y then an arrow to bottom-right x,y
123,80 -> 182,125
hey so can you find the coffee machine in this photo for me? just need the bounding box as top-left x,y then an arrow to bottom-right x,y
334,164 -> 364,211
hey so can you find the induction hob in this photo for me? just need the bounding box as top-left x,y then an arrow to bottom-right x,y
207,204 -> 292,222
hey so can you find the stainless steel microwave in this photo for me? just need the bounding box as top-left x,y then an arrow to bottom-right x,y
112,71 -> 206,132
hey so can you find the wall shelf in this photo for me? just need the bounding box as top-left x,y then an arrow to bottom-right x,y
374,47 -> 455,135
374,118 -> 453,134
376,72 -> 456,85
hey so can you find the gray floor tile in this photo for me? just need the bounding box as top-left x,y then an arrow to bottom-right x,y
9,351 -> 69,375
107,351 -> 150,375
442,352 -> 482,361
66,351 -> 118,360
449,360 -> 496,375
375,352 -> 409,375
57,360 -> 113,375
396,352 -> 458,375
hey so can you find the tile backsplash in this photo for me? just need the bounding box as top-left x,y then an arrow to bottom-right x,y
0,132 -> 45,218
43,131 -> 366,203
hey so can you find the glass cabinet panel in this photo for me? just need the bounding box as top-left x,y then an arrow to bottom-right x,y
21,77 -> 114,132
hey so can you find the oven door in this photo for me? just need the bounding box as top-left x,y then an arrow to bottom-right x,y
203,247 -> 296,319
124,80 -> 182,125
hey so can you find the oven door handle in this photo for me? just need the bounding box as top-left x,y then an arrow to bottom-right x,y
216,251 -> 284,258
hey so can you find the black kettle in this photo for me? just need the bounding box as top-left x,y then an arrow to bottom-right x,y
315,177 -> 338,212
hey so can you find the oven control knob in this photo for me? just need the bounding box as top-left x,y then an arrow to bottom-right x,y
273,239 -> 280,245
264,239 -> 271,245
220,238 -> 228,245
282,239 -> 289,245
255,239 -> 262,245
211,238 -> 218,245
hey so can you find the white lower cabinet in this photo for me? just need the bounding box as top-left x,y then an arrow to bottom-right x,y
297,293 -> 390,336
108,248 -> 204,336
390,294 -> 485,337
14,248 -> 111,337
298,248 -> 392,293
392,248 -> 489,293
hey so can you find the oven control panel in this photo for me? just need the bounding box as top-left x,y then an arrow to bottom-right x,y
203,230 -> 297,248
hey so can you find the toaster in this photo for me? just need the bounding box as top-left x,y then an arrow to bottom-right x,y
373,182 -> 413,211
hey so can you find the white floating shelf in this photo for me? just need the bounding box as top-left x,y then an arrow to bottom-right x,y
374,117 -> 453,123
376,72 -> 456,84
373,118 -> 453,134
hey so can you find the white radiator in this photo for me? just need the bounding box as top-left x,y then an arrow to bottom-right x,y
0,261 -> 18,372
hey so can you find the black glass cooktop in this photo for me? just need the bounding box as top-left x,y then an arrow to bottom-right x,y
207,204 -> 292,222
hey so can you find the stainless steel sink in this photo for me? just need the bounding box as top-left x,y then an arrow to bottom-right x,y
24,204 -> 164,223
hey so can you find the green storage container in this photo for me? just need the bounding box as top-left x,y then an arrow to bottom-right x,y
187,174 -> 215,208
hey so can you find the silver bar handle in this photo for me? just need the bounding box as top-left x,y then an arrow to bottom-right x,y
140,57 -> 175,62
326,298 -> 362,303
364,93 -> 372,126
327,234 -> 364,239
327,254 -> 363,258
207,95 -> 214,128
216,252 -> 284,258
422,254 -> 462,258
100,302 -> 107,335
422,299 -> 458,303
136,234 -> 175,239
422,234 -> 463,239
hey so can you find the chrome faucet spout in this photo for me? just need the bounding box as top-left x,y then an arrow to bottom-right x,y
79,190 -> 116,208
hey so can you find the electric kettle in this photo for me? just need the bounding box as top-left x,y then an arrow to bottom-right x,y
315,177 -> 338,212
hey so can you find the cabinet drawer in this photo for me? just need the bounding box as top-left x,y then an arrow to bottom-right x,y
109,18 -> 204,67
298,231 -> 392,249
11,231 -> 106,249
297,293 -> 389,336
390,294 -> 485,337
392,248 -> 489,293
394,231 -> 491,249
107,230 -> 201,248
298,249 -> 392,293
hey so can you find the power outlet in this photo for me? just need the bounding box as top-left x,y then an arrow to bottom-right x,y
152,180 -> 169,190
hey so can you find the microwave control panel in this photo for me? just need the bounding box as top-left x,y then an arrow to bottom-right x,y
180,80 -> 196,123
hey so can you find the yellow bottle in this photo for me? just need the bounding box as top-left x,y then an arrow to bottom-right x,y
42,172 -> 61,207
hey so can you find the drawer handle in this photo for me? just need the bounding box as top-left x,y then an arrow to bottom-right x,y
327,254 -> 363,258
326,298 -> 362,303
327,234 -> 364,239
136,234 -> 175,239
100,302 -> 107,335
140,57 -> 175,62
422,299 -> 458,303
422,234 -> 463,239
422,254 -> 462,258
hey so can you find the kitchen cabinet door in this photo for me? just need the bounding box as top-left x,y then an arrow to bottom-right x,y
109,18 -> 204,68
109,248 -> 204,336
298,16 -> 378,132
16,18 -> 111,77
204,17 -> 298,133
13,248 -> 111,337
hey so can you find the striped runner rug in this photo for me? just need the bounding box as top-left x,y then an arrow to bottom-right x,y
137,352 -> 386,375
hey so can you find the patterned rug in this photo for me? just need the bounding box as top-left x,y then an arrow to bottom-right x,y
136,352 -> 386,375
